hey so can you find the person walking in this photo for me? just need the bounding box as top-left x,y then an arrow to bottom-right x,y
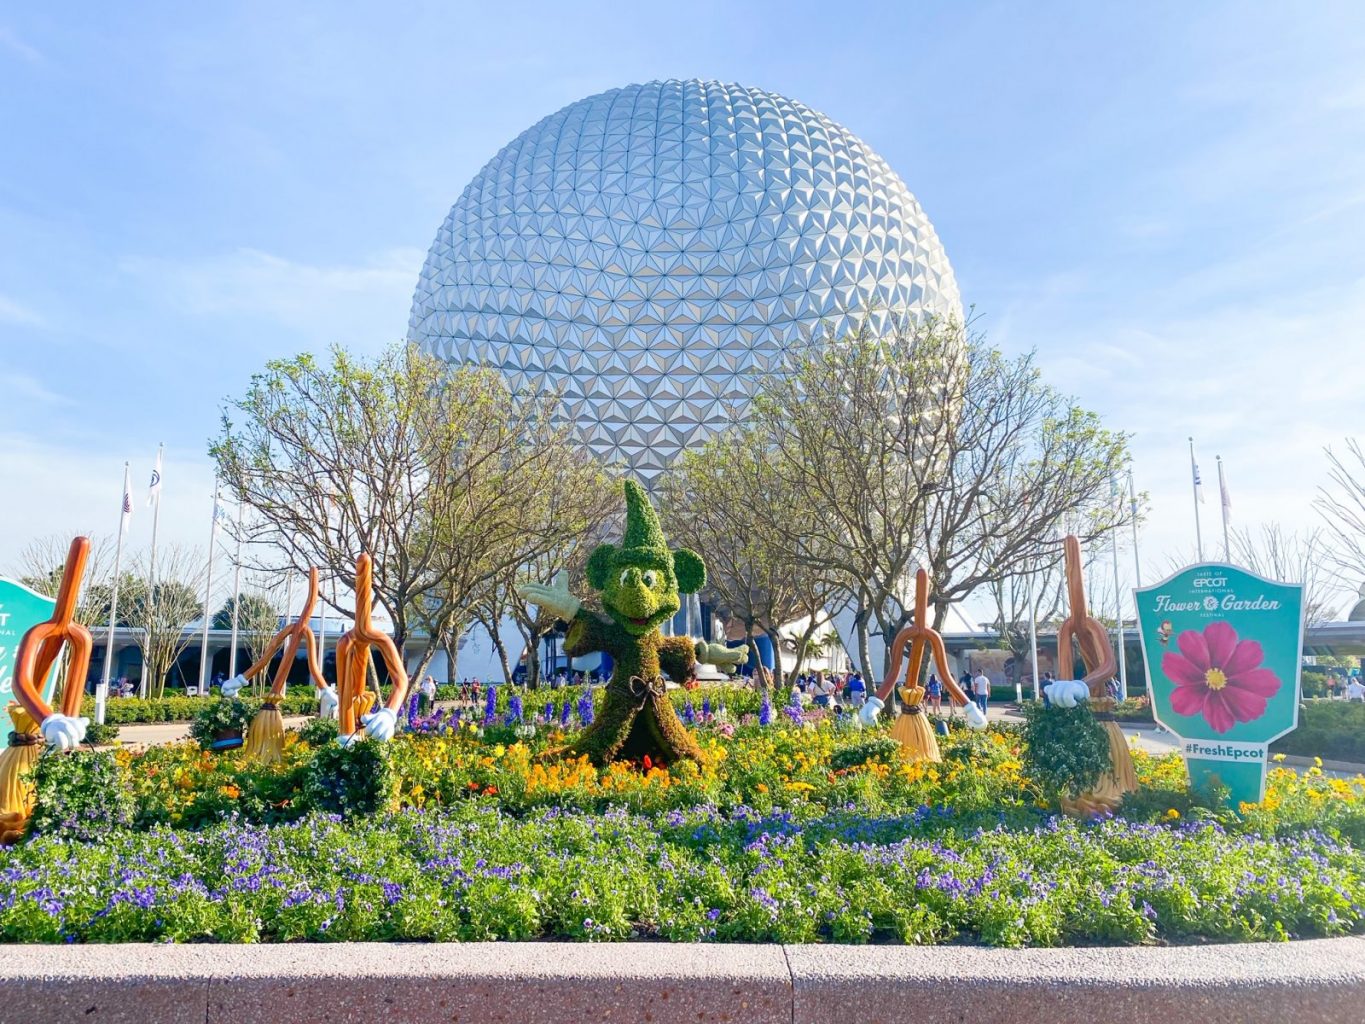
419,674 -> 437,714
925,672 -> 943,715
972,669 -> 991,715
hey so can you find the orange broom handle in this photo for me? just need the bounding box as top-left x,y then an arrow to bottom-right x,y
872,570 -> 971,707
336,554 -> 409,735
1057,535 -> 1116,692
12,537 -> 92,722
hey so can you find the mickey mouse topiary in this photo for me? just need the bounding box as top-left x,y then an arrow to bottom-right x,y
519,481 -> 744,766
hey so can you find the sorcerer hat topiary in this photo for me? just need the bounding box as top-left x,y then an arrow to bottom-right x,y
621,480 -> 668,556
587,480 -> 706,594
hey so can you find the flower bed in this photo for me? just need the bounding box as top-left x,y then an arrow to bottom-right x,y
3,692 -> 1364,946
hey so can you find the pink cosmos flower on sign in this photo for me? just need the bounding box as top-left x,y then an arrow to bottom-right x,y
1161,621 -> 1281,734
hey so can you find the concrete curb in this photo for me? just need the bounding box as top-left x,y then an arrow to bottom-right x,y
2,937 -> 1363,1024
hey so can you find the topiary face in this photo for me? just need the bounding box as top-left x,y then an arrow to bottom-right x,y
586,481 -> 705,638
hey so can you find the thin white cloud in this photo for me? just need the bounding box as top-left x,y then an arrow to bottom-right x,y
0,27 -> 42,64
118,247 -> 424,351
0,294 -> 45,327
0,372 -> 72,407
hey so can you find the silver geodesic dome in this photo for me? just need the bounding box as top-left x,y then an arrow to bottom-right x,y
408,79 -> 961,483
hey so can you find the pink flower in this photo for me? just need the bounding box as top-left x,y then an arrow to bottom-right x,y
1161,621 -> 1281,734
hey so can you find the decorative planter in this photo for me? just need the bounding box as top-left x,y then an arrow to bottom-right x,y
210,728 -> 244,751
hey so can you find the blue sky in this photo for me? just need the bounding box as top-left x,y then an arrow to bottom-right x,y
1,2 -> 1362,612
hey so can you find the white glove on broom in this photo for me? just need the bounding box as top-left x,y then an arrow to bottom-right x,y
41,714 -> 88,751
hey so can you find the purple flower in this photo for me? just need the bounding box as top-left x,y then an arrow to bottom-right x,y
759,694 -> 772,726
560,701 -> 571,727
483,686 -> 497,726
682,700 -> 696,725
506,694 -> 524,725
576,691 -> 594,727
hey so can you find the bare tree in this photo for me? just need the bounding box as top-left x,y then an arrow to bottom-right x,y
126,545 -> 206,699
13,533 -> 119,628
1232,523 -> 1336,624
214,589 -> 284,692
917,341 -> 1131,634
1317,438 -> 1365,582
738,316 -> 1128,679
741,315 -> 965,678
211,344 -> 600,685
474,452 -> 620,688
659,427 -> 842,687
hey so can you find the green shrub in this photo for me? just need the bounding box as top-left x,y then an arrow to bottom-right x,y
830,737 -> 902,772
81,692 -> 319,726
302,740 -> 395,818
29,751 -> 135,842
83,720 -> 121,745
1271,700 -> 1365,762
188,699 -> 255,751
1112,696 -> 1154,722
293,716 -> 338,747
1019,703 -> 1112,800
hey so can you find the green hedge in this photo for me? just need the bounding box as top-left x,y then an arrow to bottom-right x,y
1271,700 -> 1365,763
82,692 -> 319,725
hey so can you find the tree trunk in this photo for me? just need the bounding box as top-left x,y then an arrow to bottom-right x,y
490,628 -> 514,686
853,605 -> 874,682
932,600 -> 950,632
787,617 -> 821,681
444,640 -> 458,684
764,626 -> 786,689
525,632 -> 541,690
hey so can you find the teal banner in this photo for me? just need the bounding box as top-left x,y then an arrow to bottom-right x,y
0,578 -> 59,747
1134,563 -> 1304,806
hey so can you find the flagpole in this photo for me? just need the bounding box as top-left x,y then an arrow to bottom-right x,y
141,442 -> 163,699
1109,496 -> 1128,702
1217,455 -> 1231,561
228,499 -> 243,679
1027,572 -> 1041,702
1188,437 -> 1204,560
1127,466 -> 1142,587
197,477 -> 219,696
97,462 -> 132,725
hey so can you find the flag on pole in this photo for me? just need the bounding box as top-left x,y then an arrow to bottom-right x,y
1190,446 -> 1205,503
119,464 -> 133,535
147,447 -> 163,507
1219,461 -> 1232,520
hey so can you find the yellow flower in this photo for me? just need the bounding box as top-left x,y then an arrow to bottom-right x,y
492,744 -> 506,758
1164,808 -> 1180,820
1272,753 -> 1286,763
786,781 -> 815,793
1313,756 -> 1323,768
756,783 -> 768,794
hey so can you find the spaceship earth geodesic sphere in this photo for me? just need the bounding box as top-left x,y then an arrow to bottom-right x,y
409,79 -> 961,483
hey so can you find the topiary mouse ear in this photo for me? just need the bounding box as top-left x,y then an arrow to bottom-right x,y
586,544 -> 616,590
672,548 -> 706,594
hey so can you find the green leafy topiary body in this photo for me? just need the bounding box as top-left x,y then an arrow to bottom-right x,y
562,482 -> 713,766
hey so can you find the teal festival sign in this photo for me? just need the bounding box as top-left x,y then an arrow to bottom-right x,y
1134,563 -> 1304,807
0,578 -> 59,748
